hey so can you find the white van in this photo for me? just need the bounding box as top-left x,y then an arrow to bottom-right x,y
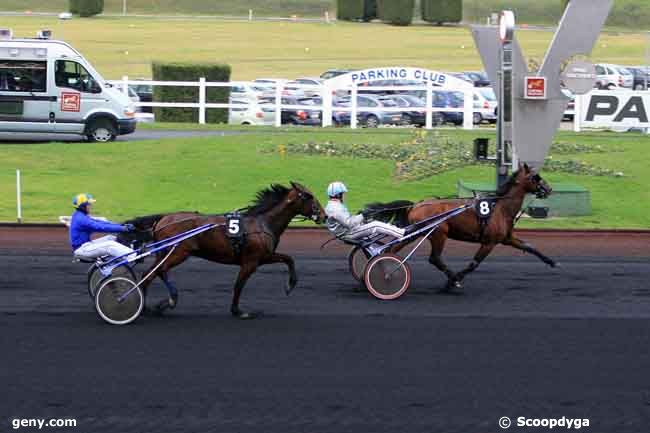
0,30 -> 136,142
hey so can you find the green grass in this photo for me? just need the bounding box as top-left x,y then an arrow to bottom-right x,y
1,128 -> 648,229
4,16 -> 650,81
4,1 -> 650,28
1,0 -> 333,17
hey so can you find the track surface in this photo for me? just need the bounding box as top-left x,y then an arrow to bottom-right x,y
1,230 -> 650,432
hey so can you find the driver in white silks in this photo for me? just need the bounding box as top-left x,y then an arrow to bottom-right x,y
325,181 -> 405,242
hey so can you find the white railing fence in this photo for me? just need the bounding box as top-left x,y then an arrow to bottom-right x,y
115,76 -> 476,130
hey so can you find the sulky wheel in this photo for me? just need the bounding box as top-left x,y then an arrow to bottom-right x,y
87,264 -> 137,299
95,277 -> 144,325
348,246 -> 371,282
364,253 -> 412,300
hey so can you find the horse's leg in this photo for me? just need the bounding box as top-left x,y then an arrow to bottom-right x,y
504,236 -> 557,267
454,243 -> 497,285
427,230 -> 458,289
231,261 -> 260,319
138,249 -> 190,313
261,253 -> 297,296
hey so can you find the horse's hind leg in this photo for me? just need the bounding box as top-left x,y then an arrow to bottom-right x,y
427,230 -> 459,289
455,243 -> 496,285
505,236 -> 557,267
139,250 -> 190,313
231,261 -> 259,319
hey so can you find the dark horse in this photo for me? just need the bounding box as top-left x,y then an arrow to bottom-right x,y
364,164 -> 556,291
120,182 -> 326,319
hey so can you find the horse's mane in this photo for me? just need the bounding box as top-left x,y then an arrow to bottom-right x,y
242,184 -> 291,216
495,170 -> 521,196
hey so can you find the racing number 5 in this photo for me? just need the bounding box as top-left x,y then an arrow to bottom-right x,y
228,219 -> 240,235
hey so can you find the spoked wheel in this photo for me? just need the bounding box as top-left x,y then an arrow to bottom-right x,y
364,253 -> 411,300
95,277 -> 144,325
348,246 -> 371,282
87,264 -> 137,299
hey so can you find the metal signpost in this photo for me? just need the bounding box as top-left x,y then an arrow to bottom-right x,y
472,0 -> 613,188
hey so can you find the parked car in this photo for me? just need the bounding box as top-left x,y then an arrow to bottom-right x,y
230,83 -> 274,101
284,77 -> 323,98
595,64 -> 634,89
473,87 -> 498,124
333,95 -> 403,127
625,66 -> 650,90
320,69 -> 355,80
379,95 -> 443,127
280,96 -> 322,126
463,71 -> 491,87
253,78 -> 289,94
358,79 -> 424,96
228,99 -> 274,125
130,81 -> 153,113
562,89 -> 575,121
431,91 -> 464,125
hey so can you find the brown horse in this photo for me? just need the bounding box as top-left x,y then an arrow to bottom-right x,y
364,164 -> 556,291
121,182 -> 326,319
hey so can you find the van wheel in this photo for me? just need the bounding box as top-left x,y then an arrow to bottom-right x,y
87,119 -> 117,143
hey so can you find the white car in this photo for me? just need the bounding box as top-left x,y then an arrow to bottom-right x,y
228,99 -> 274,125
595,64 -> 634,89
473,87 -> 498,124
230,83 -> 274,101
252,78 -> 289,95
285,77 -> 324,98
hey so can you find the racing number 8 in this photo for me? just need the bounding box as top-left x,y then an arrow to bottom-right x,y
228,219 -> 240,235
479,200 -> 491,216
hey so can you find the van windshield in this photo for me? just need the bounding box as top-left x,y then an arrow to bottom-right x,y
0,60 -> 47,92
55,60 -> 101,93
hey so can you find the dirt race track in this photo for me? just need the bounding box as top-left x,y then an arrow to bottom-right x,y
1,226 -> 649,432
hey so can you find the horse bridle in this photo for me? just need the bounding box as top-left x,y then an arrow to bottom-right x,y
297,191 -> 321,222
531,174 -> 551,198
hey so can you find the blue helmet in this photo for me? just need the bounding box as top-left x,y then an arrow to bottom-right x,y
327,181 -> 348,197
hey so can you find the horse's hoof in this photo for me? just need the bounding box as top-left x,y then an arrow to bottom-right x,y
238,311 -> 262,320
285,280 -> 297,296
550,261 -> 559,268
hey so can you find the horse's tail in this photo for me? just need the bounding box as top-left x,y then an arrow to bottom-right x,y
362,200 -> 414,228
118,213 -> 166,246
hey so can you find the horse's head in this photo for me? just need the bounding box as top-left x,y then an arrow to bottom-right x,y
289,181 -> 327,224
517,163 -> 553,199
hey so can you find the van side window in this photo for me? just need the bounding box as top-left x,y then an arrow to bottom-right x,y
55,60 -> 100,93
0,60 -> 47,92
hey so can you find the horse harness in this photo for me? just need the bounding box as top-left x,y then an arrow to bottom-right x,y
224,212 -> 279,257
474,197 -> 498,242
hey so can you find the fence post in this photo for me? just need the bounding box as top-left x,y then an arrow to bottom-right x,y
275,84 -> 282,128
463,87 -> 474,130
121,75 -> 128,96
425,81 -> 433,129
350,85 -> 358,129
249,9 -> 253,21
325,11 -> 330,24
198,77 -> 206,125
573,93 -> 582,132
322,83 -> 332,127
16,169 -> 22,224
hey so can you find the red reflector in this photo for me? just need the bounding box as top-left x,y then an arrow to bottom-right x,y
256,112 -> 263,118
298,111 -> 307,120
483,101 -> 489,109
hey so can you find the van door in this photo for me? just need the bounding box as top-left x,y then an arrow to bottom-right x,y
53,59 -> 106,133
0,59 -> 54,132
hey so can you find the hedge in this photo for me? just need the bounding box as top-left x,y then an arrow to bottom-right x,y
377,0 -> 414,26
421,0 -> 463,24
69,0 -> 104,17
152,62 -> 231,124
337,0 -> 376,21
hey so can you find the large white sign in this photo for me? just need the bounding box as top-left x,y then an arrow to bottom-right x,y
580,90 -> 650,128
325,67 -> 472,90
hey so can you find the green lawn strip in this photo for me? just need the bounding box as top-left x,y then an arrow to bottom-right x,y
1,130 -> 648,228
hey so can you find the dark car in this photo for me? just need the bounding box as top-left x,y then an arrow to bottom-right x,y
379,95 -> 443,127
320,69 -> 355,80
333,95 -> 403,127
432,91 -> 464,125
130,82 -> 153,113
358,79 -> 425,96
258,96 -> 322,125
626,66 -> 650,90
463,71 -> 491,87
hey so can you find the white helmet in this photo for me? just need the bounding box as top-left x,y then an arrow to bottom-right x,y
327,181 -> 348,197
